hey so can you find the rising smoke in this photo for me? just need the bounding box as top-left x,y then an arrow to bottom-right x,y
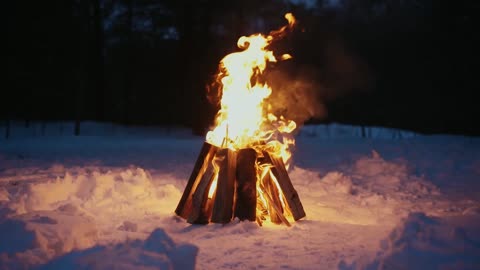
266,68 -> 327,125
266,37 -> 373,127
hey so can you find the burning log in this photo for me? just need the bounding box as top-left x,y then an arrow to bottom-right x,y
174,13 -> 306,226
262,171 -> 285,224
175,146 -> 305,225
176,142 -> 218,219
263,151 -> 306,221
187,156 -> 216,224
211,149 -> 237,223
234,148 -> 257,221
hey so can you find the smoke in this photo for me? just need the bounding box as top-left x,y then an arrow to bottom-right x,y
266,37 -> 374,126
266,69 -> 327,125
320,39 -> 373,98
206,35 -> 373,129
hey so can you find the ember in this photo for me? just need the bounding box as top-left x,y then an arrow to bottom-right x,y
175,13 -> 305,226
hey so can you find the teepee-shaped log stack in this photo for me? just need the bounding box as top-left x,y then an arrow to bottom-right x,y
175,142 -> 305,226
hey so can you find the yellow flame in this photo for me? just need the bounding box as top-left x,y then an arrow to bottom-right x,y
205,13 -> 297,225
257,186 -> 268,210
206,13 -> 297,164
285,13 -> 295,27
208,174 -> 218,199
269,171 -> 286,210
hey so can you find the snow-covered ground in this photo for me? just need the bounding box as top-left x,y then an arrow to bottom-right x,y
1,122 -> 479,269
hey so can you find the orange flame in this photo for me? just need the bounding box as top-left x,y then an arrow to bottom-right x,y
206,13 -> 297,164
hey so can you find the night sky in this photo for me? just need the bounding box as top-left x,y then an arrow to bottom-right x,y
4,0 -> 479,136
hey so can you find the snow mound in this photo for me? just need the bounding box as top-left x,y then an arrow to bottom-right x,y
0,211 -> 97,270
1,123 -> 479,269
351,150 -> 440,200
292,151 -> 442,226
0,167 -> 185,268
318,171 -> 354,195
341,212 -> 480,270
5,167 -> 181,217
38,228 -> 198,270
298,123 -> 417,139
0,188 -> 8,202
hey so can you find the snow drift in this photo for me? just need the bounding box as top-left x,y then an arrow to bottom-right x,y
1,123 -> 479,269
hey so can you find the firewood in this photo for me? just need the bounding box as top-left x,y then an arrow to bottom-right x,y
175,142 -> 217,219
234,148 -> 257,221
256,216 -> 264,227
258,176 -> 291,227
187,161 -> 217,224
256,194 -> 268,226
263,152 -> 306,221
263,171 -> 284,224
211,148 -> 237,223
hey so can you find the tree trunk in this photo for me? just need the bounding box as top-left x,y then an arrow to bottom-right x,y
179,0 -> 194,130
74,119 -> 81,136
123,0 -> 134,125
5,120 -> 10,139
74,69 -> 83,136
41,121 -> 46,136
92,0 -> 105,121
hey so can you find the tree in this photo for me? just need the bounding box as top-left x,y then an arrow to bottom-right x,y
92,0 -> 106,121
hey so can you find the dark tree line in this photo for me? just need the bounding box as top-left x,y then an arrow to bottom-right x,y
4,0 -> 479,136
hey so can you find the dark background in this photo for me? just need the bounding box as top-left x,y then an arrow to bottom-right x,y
4,0 -> 479,136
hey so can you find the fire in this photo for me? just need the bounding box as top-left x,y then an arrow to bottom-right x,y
176,27 -> 307,225
206,13 -> 297,164
190,13 -> 305,226
207,174 -> 218,199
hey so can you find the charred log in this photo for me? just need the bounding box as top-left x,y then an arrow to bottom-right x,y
263,171 -> 284,224
234,148 -> 257,221
176,142 -> 218,219
187,160 -> 216,224
211,148 -> 237,223
263,151 -> 306,221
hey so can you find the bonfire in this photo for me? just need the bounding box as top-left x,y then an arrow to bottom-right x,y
175,13 -> 305,226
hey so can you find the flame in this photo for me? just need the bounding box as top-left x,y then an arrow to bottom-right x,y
269,171 -> 286,210
205,13 -> 298,225
208,174 -> 218,199
206,13 -> 297,164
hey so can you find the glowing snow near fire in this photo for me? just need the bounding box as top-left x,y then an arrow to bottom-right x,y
1,122 -> 480,269
206,13 -> 297,165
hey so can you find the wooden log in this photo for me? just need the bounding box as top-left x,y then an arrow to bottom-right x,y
234,148 -> 257,221
263,152 -> 306,221
176,142 -> 218,219
211,148 -> 237,223
187,162 -> 217,224
263,171 -> 284,224
258,175 -> 291,227
256,201 -> 267,226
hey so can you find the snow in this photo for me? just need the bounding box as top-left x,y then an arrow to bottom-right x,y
365,213 -> 480,270
1,122 -> 479,269
38,228 -> 198,270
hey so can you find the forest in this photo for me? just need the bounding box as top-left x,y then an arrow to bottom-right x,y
4,0 -> 478,136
